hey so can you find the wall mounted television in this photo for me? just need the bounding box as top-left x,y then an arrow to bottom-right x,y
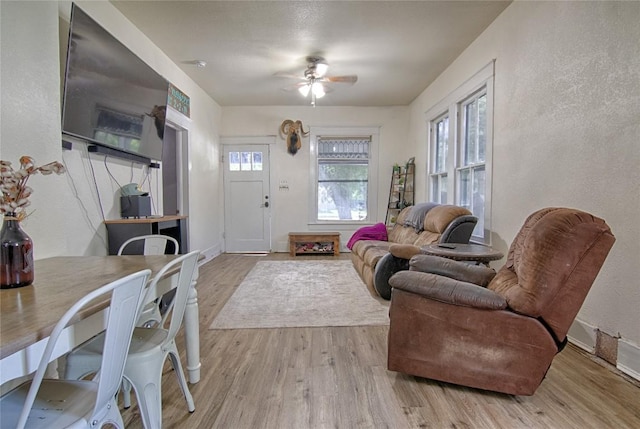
62,4 -> 169,163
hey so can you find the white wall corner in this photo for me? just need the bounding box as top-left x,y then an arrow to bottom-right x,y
617,339 -> 640,381
199,244 -> 222,265
567,318 -> 597,353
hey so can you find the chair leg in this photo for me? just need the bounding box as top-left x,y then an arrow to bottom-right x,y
122,378 -> 133,409
101,397 -> 126,428
124,365 -> 164,429
167,347 -> 195,412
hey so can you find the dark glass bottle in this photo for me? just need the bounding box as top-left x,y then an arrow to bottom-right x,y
0,213 -> 34,288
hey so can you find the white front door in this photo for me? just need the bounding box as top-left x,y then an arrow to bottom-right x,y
223,144 -> 271,252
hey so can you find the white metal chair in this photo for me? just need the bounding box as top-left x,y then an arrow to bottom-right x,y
118,234 -> 180,327
64,251 -> 200,429
117,234 -> 179,257
0,269 -> 151,429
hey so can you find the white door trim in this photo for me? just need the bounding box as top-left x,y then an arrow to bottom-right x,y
221,135 -> 277,146
222,140 -> 273,252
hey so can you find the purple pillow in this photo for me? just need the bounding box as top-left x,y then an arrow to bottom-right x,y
346,223 -> 388,249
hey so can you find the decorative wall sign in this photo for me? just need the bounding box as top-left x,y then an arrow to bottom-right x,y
168,83 -> 190,118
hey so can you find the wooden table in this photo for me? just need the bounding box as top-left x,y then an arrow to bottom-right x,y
0,255 -> 201,385
288,232 -> 340,256
421,243 -> 504,266
104,215 -> 188,255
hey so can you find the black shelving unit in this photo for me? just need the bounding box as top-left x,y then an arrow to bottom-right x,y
385,158 -> 415,226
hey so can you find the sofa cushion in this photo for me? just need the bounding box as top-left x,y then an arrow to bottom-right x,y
389,244 -> 421,260
424,205 -> 473,234
403,202 -> 439,232
412,231 -> 442,247
386,207 -> 412,241
350,239 -> 388,260
363,244 -> 392,268
409,254 -> 496,287
390,270 -> 507,310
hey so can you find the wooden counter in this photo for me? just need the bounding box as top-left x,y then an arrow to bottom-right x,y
103,215 -> 187,225
104,215 -> 188,255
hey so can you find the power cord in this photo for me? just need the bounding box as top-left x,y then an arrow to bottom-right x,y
87,151 -> 106,222
62,148 -> 108,248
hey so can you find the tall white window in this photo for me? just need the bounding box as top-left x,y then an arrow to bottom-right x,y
309,127 -> 379,224
426,62 -> 494,243
458,90 -> 487,237
429,114 -> 449,204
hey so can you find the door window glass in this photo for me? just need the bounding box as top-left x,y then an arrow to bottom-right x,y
228,151 -> 263,171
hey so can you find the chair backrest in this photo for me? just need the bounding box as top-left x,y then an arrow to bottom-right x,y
118,234 -> 179,255
439,214 -> 478,244
487,207 -> 615,342
414,205 -> 476,246
15,269 -> 151,429
146,251 -> 200,339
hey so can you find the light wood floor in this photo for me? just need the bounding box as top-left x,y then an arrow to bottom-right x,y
121,253 -> 640,428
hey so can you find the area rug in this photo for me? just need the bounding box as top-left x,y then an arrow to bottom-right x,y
209,260 -> 389,330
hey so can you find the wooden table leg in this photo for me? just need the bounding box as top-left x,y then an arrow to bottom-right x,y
184,272 -> 201,383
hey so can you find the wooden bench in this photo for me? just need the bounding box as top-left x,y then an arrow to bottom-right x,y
288,232 -> 340,257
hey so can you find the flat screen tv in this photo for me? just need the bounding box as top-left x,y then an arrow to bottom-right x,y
62,4 -> 169,162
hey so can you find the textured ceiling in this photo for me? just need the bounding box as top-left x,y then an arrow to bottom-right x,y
111,1 -> 510,106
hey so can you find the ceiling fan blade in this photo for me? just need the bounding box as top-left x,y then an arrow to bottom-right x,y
273,71 -> 305,80
318,84 -> 334,94
281,82 -> 310,92
322,75 -> 358,84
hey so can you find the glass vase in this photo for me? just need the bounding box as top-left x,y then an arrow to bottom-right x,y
0,213 -> 34,289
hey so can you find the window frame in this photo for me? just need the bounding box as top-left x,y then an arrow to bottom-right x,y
429,112 -> 450,204
425,61 -> 494,244
308,126 -> 379,226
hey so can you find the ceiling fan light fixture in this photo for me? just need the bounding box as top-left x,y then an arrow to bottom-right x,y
298,84 -> 311,97
278,55 -> 357,106
314,62 -> 329,77
312,82 -> 325,98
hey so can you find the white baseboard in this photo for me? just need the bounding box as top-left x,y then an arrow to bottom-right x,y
568,318 -> 639,381
618,339 -> 640,380
276,240 -> 288,253
567,319 -> 597,353
199,244 -> 221,264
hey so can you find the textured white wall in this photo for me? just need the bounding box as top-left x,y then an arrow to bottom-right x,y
1,1 -> 69,258
1,1 -> 223,258
67,1 -> 224,258
221,106 -> 410,251
409,1 -> 640,345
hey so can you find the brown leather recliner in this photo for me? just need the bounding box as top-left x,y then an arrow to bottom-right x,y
387,207 -> 615,396
350,204 -> 477,299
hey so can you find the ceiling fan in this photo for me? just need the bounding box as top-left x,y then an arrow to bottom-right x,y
278,56 -> 358,106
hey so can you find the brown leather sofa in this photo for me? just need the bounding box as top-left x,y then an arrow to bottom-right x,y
350,203 -> 477,298
387,207 -> 615,396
